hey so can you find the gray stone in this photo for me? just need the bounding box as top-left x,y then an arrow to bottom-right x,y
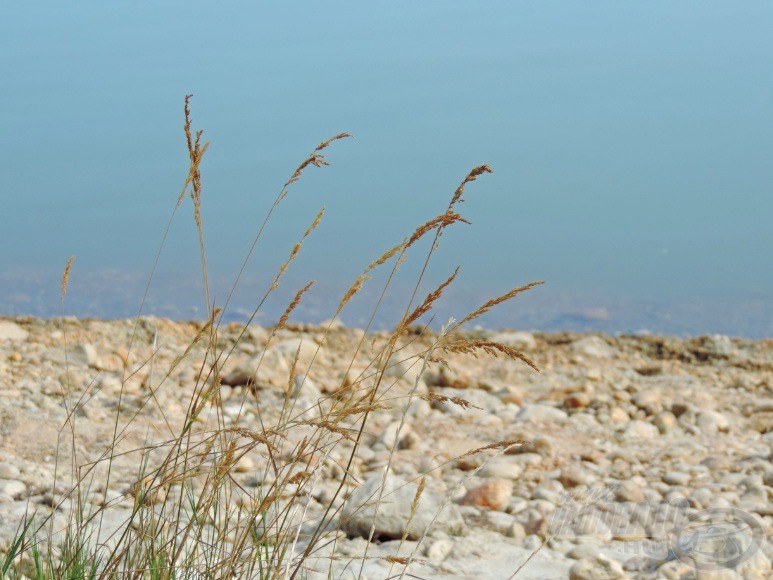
70,343 -> 100,367
341,473 -> 464,541
697,411 -> 730,434
662,472 -> 691,486
702,334 -> 737,357
508,521 -> 527,539
424,537 -> 454,562
689,487 -> 713,509
622,420 -> 659,440
479,457 -> 523,480
573,510 -> 612,541
222,348 -> 291,388
0,463 -> 21,480
508,435 -> 554,458
653,411 -> 679,433
0,321 -> 28,342
559,465 -> 595,488
522,534 -> 543,550
566,541 -> 601,560
614,480 -> 646,503
431,387 -> 503,416
489,331 -> 537,351
484,510 -> 520,536
571,336 -> 617,359
0,479 -> 27,500
631,389 -> 662,415
273,337 -> 322,370
569,554 -> 626,580
379,421 -> 418,450
516,404 -> 568,423
763,468 -> 773,488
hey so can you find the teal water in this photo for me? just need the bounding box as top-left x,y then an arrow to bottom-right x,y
2,2 -> 772,337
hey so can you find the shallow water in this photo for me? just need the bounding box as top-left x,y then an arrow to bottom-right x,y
2,265 -> 771,338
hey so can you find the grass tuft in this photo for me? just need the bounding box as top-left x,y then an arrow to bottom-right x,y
1,98 -> 541,579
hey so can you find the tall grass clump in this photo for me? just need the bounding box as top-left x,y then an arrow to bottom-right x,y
1,96 -> 542,579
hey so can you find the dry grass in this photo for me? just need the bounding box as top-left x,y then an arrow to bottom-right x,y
0,97 -> 541,580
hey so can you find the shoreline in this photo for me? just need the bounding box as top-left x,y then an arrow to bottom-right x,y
2,314 -> 772,343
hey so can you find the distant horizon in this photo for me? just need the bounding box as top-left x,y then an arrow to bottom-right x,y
2,265 -> 770,338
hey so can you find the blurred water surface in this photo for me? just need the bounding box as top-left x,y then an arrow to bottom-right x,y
2,2 -> 771,337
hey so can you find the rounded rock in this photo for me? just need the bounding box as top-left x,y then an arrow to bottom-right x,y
622,420 -> 659,440
479,457 -> 524,480
0,463 -> 21,480
662,472 -> 691,486
565,392 -> 591,409
614,480 -> 646,503
0,479 -> 27,500
460,479 -> 513,512
569,555 -> 626,580
631,389 -> 663,416
516,404 -> 568,423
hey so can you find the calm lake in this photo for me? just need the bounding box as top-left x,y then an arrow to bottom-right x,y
2,2 -> 772,337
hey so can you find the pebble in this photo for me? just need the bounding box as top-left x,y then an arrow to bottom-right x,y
0,463 -> 21,480
508,434 -> 554,458
571,336 -> 617,359
341,473 -> 464,541
424,537 -> 454,562
479,457 -> 523,480
609,407 -> 630,424
566,541 -> 601,560
573,511 -> 612,540
379,420 -> 418,449
763,468 -> 773,487
697,410 -> 730,434
569,554 -> 626,580
507,497 -> 529,514
662,471 -> 691,486
614,480 -> 646,503
531,487 -> 562,504
653,411 -> 679,433
431,387 -> 502,416
702,333 -> 737,357
701,455 -> 734,470
622,420 -> 659,440
233,455 -> 255,473
564,392 -> 591,408
688,487 -> 713,508
70,343 -> 100,368
222,348 -> 291,388
460,479 -> 513,512
0,321 -> 29,341
631,388 -> 663,415
522,534 -> 543,550
484,510 -> 520,535
424,366 -> 469,389
558,465 -> 595,488
273,337 -> 322,370
489,331 -> 537,351
0,480 -> 27,500
516,404 -> 568,423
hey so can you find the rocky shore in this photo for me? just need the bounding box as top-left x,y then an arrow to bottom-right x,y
0,316 -> 771,579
